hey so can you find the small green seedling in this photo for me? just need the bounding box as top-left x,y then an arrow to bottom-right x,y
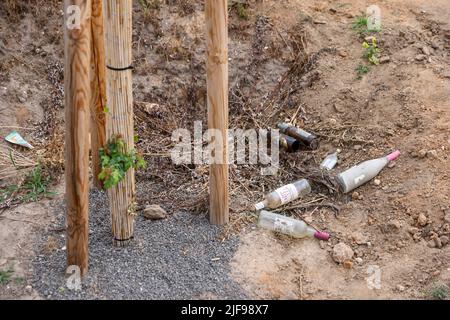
355,64 -> 370,79
362,37 -> 380,65
429,284 -> 448,300
0,269 -> 14,285
21,164 -> 55,202
99,135 -> 146,189
236,2 -> 248,20
352,15 -> 368,33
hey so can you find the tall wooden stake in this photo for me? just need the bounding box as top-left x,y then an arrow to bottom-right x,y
64,0 -> 92,276
103,0 -> 135,246
205,0 -> 229,225
90,0 -> 106,189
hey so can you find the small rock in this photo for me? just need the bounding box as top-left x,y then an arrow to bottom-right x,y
364,36 -> 375,43
373,179 -> 381,186
396,284 -> 405,292
351,191 -> 363,200
390,219 -> 401,230
418,149 -> 427,158
415,54 -> 427,61
408,227 -> 419,235
434,237 -> 443,249
431,41 -> 440,50
387,162 -> 396,168
18,91 -> 27,103
142,205 -> 167,220
427,240 -> 436,248
332,242 -> 354,264
353,144 -> 362,150
25,285 -> 33,292
379,56 -> 391,64
339,50 -> 348,57
351,232 -> 368,244
413,232 -> 422,242
426,150 -> 438,159
355,257 -> 363,264
417,213 -> 427,226
343,260 -> 354,269
440,236 -> 449,246
421,46 -> 431,56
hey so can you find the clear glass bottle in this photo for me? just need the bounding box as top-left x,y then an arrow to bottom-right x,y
320,149 -> 341,170
337,150 -> 400,193
254,179 -> 311,211
258,210 -> 330,240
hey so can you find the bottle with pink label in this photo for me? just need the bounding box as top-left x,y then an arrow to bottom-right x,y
254,179 -> 311,211
258,210 -> 330,240
336,150 -> 400,193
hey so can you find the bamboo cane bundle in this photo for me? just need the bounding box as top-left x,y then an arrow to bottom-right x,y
103,0 -> 135,246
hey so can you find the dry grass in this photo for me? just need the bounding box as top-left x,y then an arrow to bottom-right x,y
0,146 -> 37,181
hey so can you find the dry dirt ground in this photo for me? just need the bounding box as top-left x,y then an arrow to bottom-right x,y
1,0 -> 450,300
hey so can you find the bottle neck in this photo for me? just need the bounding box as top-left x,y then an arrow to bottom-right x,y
255,200 -> 268,211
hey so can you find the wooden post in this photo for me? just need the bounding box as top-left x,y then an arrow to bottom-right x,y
90,0 -> 106,189
64,0 -> 92,276
205,0 -> 229,225
103,0 -> 135,246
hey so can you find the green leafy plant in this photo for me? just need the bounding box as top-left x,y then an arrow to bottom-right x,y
99,135 -> 146,189
362,37 -> 380,65
21,164 -> 55,202
429,284 -> 448,300
352,15 -> 368,34
0,268 -> 13,284
355,64 -> 371,79
236,2 -> 248,20
14,277 -> 25,285
229,1 -> 249,20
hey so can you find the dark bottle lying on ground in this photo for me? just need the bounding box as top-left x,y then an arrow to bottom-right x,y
277,123 -> 319,150
267,131 -> 301,152
280,133 -> 300,152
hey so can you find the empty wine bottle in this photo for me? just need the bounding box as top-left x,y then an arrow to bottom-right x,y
258,210 -> 330,240
336,150 -> 400,193
320,149 -> 341,170
255,179 -> 311,211
277,123 -> 319,150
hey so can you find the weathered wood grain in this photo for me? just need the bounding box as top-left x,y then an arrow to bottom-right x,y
205,0 -> 229,225
64,0 -> 92,276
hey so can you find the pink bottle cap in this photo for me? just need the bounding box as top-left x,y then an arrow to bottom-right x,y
314,231 -> 330,241
387,150 -> 401,162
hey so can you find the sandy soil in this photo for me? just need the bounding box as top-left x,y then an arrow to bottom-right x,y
0,0 -> 449,299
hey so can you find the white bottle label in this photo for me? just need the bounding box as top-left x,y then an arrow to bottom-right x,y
274,184 -> 299,205
274,218 -> 295,234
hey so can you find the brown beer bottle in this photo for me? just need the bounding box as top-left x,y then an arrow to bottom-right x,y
277,123 -> 319,150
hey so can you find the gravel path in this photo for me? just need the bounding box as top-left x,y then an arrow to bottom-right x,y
32,189 -> 248,299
